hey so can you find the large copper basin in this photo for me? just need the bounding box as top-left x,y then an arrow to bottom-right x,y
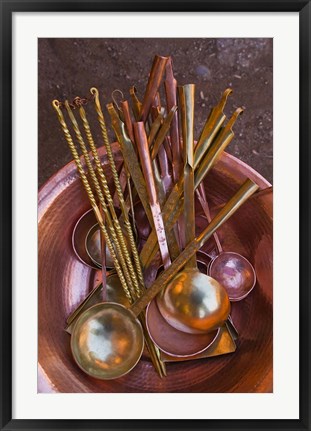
38,143 -> 272,393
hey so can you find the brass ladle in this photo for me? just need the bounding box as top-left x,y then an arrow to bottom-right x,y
71,178 -> 259,379
156,85 -> 230,334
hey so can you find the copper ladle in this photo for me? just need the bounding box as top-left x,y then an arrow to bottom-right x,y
196,183 -> 256,301
71,178 -> 258,379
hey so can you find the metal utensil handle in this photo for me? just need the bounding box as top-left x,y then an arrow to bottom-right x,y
164,57 -> 182,182
134,122 -> 171,270
196,183 -> 223,254
194,108 -> 244,188
194,88 -> 232,167
148,112 -> 163,147
129,86 -> 142,120
130,178 -> 259,317
64,100 -> 139,299
120,100 -> 135,144
179,84 -> 196,269
139,55 -> 168,122
150,106 -> 177,160
107,102 -> 155,228
134,122 -> 159,206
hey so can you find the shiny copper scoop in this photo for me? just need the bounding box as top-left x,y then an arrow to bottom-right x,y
196,183 -> 256,301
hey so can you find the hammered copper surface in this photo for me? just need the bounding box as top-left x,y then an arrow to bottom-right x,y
38,147 -> 272,393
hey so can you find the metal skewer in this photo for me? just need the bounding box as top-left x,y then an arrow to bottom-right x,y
52,100 -> 133,303
91,87 -> 145,292
64,100 -> 140,299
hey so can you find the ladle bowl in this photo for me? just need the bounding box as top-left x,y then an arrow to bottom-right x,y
85,223 -> 114,269
85,223 -> 131,269
156,268 -> 231,334
72,208 -> 99,270
195,211 -> 257,301
71,302 -> 144,380
209,251 -> 256,301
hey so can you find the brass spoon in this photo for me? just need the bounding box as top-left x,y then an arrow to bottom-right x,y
71,178 -> 259,379
156,85 -> 230,334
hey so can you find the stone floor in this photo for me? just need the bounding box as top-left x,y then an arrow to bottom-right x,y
38,38 -> 272,188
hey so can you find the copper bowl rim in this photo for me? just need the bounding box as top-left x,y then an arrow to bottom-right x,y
39,148 -> 271,206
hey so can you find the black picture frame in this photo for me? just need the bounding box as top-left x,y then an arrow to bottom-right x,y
1,1 -> 310,430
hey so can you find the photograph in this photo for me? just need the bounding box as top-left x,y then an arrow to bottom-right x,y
38,37 -> 273,393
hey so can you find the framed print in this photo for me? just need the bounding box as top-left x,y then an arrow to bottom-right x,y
1,0 -> 310,430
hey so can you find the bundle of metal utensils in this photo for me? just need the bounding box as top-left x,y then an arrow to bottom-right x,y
52,55 -> 259,380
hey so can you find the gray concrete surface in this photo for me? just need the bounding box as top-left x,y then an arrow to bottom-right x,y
38,38 -> 273,188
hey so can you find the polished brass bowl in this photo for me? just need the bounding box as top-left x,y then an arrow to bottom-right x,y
71,302 -> 144,380
157,268 -> 231,334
